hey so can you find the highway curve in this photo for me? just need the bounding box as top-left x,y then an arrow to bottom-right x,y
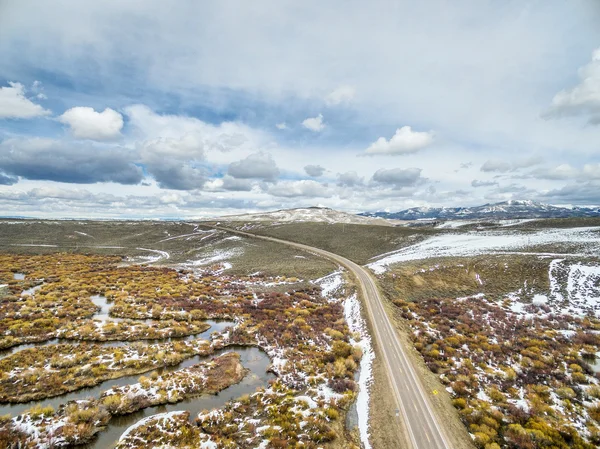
212,226 -> 452,449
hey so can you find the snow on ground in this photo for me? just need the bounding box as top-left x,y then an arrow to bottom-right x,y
435,218 -> 538,229
158,229 -> 216,242
344,293 -> 374,449
134,248 -> 171,264
436,220 -> 481,229
186,248 -> 244,268
118,411 -> 187,443
368,227 -> 600,274
213,207 -> 397,226
313,270 -> 344,301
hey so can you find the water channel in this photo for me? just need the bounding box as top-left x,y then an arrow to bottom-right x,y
1,290 -> 275,448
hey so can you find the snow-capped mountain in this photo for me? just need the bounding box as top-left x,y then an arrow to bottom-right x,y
361,200 -> 600,221
213,207 -> 397,225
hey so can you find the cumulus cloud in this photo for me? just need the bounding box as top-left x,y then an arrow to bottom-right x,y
304,164 -> 325,177
276,122 -> 287,130
325,85 -> 355,106
530,164 -> 579,180
0,82 -> 51,119
267,180 -> 332,198
302,114 -> 325,132
124,104 -> 260,153
371,167 -> 423,187
228,152 -> 280,181
205,175 -> 255,192
471,179 -> 498,188
481,156 -> 542,173
364,126 -> 434,156
544,48 -> 600,124
337,171 -> 363,187
540,181 -> 600,204
0,138 -> 143,185
530,163 -> 600,182
481,159 -> 512,173
139,136 -> 206,189
59,107 -> 124,140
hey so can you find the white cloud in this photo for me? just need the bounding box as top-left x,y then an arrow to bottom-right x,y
531,163 -> 600,182
481,156 -> 542,173
302,113 -> 325,132
228,152 -> 280,181
276,122 -> 287,129
545,48 -> 600,123
304,164 -> 325,177
471,179 -> 498,188
59,107 -> 123,140
139,135 -> 206,190
530,163 -> 579,180
481,159 -> 512,173
0,82 -> 51,119
325,85 -> 355,106
267,180 -> 332,198
337,171 -> 363,187
364,126 -> 434,156
124,105 -> 263,158
371,167 -> 423,187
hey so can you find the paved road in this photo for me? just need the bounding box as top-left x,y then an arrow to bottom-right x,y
211,226 -> 452,449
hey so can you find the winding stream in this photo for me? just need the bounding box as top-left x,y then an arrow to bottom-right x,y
83,346 -> 273,449
0,294 -> 232,361
2,283 -> 276,448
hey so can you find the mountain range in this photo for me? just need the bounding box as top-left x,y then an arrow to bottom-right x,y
360,200 -> 600,221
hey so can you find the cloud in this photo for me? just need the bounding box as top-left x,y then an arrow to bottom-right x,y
228,152 -> 280,181
539,181 -> 600,205
529,162 -> 600,182
0,172 -> 18,185
59,107 -> 124,140
304,164 -> 325,177
221,175 -> 255,191
337,171 -> 363,187
146,164 -> 207,190
276,122 -> 287,130
267,180 -> 332,198
530,164 -> 579,180
205,175 -> 255,192
0,138 -> 143,185
371,167 -> 423,187
124,104 -> 261,153
544,48 -> 600,124
481,159 -> 512,173
27,186 -> 94,200
481,156 -> 542,173
471,179 -> 498,188
325,85 -> 355,106
364,126 -> 434,156
136,135 -> 206,190
302,114 -> 325,132
0,82 -> 51,119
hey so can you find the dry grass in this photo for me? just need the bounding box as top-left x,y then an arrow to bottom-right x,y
380,254 -> 552,303
383,300 -> 475,449
218,221 -> 435,265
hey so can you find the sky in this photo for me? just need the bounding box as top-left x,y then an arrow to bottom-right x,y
0,0 -> 600,219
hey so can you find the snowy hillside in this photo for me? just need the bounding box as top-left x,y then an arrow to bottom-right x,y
362,200 -> 600,221
212,207 -> 398,226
